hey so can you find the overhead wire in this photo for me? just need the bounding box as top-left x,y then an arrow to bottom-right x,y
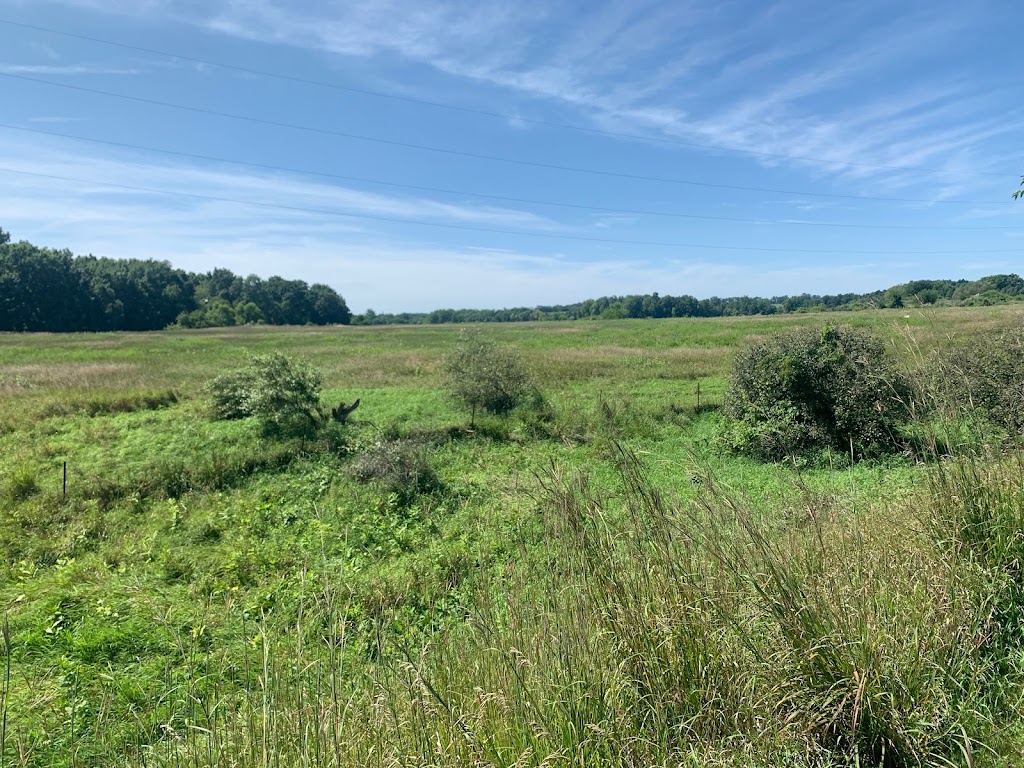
2,123 -> 1020,232
0,72 -> 1014,207
1,165 -> 1019,255
0,16 -> 1010,180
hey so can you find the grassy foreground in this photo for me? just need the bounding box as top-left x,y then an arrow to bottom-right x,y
2,305 -> 1024,767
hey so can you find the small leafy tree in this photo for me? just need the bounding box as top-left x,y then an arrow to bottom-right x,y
1014,176 -> 1023,200
725,325 -> 910,460
443,330 -> 534,425
209,352 -> 323,433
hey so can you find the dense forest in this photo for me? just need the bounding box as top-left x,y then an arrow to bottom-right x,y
2,227 -> 1021,331
0,228 -> 351,331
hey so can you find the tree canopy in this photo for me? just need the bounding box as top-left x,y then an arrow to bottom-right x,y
0,230 -> 351,332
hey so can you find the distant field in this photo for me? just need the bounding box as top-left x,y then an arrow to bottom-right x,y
3,304 -> 1022,418
1,304 -> 1023,767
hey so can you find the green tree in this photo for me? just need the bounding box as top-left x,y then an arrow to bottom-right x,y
0,227 -> 10,245
307,283 -> 352,324
0,242 -> 89,331
443,330 -> 535,425
1015,176 -> 1023,200
234,301 -> 265,325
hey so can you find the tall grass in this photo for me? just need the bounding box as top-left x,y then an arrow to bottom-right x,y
30,443 -> 1010,768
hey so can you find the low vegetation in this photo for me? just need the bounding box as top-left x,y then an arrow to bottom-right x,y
2,305 -> 1024,767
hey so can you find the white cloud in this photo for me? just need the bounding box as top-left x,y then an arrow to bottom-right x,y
0,63 -> 144,75
0,142 -> 960,312
0,133 -> 562,233
0,130 -> 936,312
128,237 -> 930,313
180,0 -> 1016,194
3,0 -> 1015,194
26,116 -> 88,123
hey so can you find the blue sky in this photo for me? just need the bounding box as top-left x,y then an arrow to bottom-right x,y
0,0 -> 1021,313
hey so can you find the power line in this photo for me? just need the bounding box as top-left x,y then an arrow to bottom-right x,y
1,164 -> 1019,255
1,72 -> 1014,207
0,16 -> 1010,181
3,122 -> 1021,232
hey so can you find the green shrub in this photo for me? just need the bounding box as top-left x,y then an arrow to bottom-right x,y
930,326 -> 1024,436
208,352 -> 323,432
443,330 -> 535,424
351,439 -> 440,500
208,369 -> 252,420
725,325 -> 910,460
509,388 -> 558,440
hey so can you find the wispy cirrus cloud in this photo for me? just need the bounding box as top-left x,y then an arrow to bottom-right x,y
180,1 -> 1018,192
26,115 -> 88,123
2,0 -> 1017,192
0,63 -> 144,75
0,132 -> 563,245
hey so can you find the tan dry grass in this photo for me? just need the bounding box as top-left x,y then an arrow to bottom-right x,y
0,362 -> 140,390
531,345 -> 729,384
321,350 -> 443,388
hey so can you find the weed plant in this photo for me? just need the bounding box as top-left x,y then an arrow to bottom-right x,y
351,439 -> 442,502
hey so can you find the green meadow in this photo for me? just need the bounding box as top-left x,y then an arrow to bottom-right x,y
2,305 -> 1024,767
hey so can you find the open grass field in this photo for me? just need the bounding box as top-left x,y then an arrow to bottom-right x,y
2,305 -> 1024,767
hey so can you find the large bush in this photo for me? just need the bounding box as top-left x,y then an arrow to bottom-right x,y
208,352 -> 323,432
725,325 -> 910,459
930,325 -> 1024,436
443,330 -> 535,424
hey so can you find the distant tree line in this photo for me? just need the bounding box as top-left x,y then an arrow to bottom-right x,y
0,228 -> 351,332
3,227 -> 1021,332
353,275 -> 1024,325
